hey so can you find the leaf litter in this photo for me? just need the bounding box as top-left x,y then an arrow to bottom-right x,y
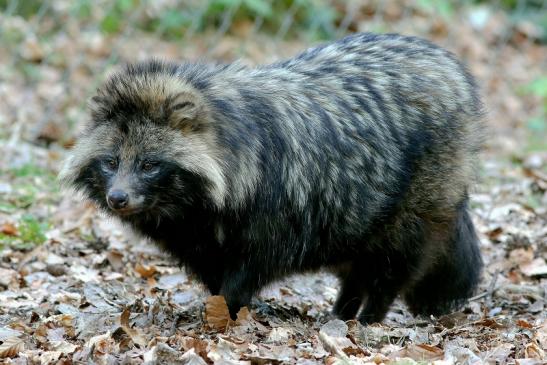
0,1 -> 546,364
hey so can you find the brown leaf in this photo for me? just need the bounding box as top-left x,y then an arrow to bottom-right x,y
20,36 -> 44,62
180,348 -> 208,365
37,121 -> 64,143
207,337 -> 248,362
120,308 -> 131,327
87,332 -> 116,357
0,337 -> 24,358
205,296 -> 231,331
0,268 -> 18,288
106,250 -> 124,272
34,324 -> 48,344
235,306 -> 251,325
509,247 -> 534,267
342,345 -> 367,356
520,258 -> 547,277
517,319 -> 534,329
180,336 -> 209,360
119,308 -> 147,347
487,226 -> 503,241
0,223 -> 17,236
523,167 -> 547,183
51,314 -> 76,338
390,344 -> 444,361
525,341 -> 545,360
135,263 -> 158,279
477,318 -> 506,329
536,321 -> 547,350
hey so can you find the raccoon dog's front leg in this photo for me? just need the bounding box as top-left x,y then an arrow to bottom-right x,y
333,263 -> 368,320
220,264 -> 262,320
357,252 -> 414,324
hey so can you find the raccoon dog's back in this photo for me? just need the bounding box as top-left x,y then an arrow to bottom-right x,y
61,33 -> 484,323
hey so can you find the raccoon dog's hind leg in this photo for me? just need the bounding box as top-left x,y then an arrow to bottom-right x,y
333,257 -> 409,324
404,199 -> 483,316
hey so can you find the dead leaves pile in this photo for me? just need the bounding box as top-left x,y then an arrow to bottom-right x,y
0,1 -> 546,364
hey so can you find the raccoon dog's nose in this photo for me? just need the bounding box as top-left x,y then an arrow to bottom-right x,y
107,190 -> 129,209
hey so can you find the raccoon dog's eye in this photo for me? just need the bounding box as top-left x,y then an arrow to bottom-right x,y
141,161 -> 159,173
102,157 -> 118,172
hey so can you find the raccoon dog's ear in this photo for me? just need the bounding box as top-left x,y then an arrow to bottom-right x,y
167,91 -> 206,132
88,95 -> 107,122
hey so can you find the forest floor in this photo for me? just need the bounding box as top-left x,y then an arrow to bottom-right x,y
0,3 -> 546,364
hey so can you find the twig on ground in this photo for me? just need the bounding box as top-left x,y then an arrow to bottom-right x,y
469,269 -> 500,302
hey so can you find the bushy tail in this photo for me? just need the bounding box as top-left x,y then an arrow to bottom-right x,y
404,200 -> 483,316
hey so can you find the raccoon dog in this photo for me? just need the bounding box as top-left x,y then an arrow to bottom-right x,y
60,33 -> 484,324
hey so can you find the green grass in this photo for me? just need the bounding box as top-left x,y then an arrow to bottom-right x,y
0,160 -> 58,250
10,163 -> 50,178
0,214 -> 48,250
522,77 -> 547,153
3,0 -> 546,43
2,163 -> 59,208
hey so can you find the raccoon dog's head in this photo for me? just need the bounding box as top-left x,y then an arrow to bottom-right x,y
60,61 -> 226,220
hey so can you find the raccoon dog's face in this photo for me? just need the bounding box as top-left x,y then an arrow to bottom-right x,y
59,62 -> 227,220
78,122 -> 197,218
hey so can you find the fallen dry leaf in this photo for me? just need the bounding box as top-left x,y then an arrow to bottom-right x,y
318,330 -> 352,361
485,343 -> 515,365
267,327 -> 293,344
204,295 -> 251,332
205,296 -> 232,331
144,342 -> 206,364
476,317 -> 506,329
487,226 -> 504,241
516,319 -> 534,329
318,319 -> 363,358
0,337 -> 24,359
119,308 -> 148,347
20,36 -> 44,62
106,250 -> 125,272
47,314 -> 76,338
509,247 -> 535,267
0,3 -> 546,364
180,348 -> 208,365
520,258 -> 547,277
0,222 -> 17,236
135,263 -> 158,279
180,336 -> 210,360
0,268 -> 18,288
39,351 -> 63,364
33,324 -> 48,344
390,344 -> 444,361
86,332 -> 116,358
536,321 -> 547,350
525,341 -> 545,360
515,359 -> 545,365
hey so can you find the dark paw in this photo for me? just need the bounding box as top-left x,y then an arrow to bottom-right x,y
357,312 -> 384,325
228,304 -> 240,320
358,304 -> 388,325
332,297 -> 362,321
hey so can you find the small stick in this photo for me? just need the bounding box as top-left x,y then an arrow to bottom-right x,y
468,269 -> 499,302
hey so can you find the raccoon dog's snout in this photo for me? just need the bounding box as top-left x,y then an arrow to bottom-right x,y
107,189 -> 129,210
